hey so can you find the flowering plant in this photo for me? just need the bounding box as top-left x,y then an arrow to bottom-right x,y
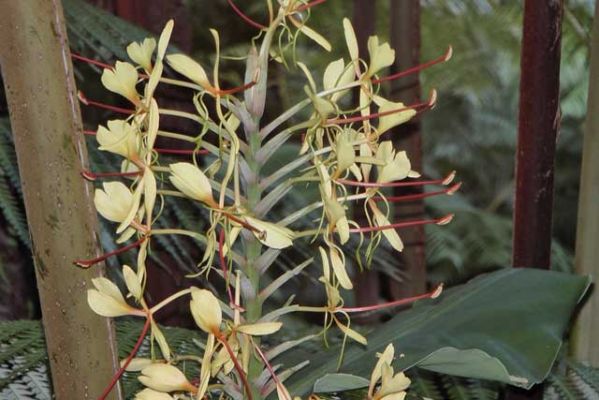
75,1 -> 455,399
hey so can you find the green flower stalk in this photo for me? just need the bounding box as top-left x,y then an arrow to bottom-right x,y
73,1 -> 456,399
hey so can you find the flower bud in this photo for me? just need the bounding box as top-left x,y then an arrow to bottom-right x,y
138,364 -> 194,393
190,288 -> 222,334
169,162 -> 214,205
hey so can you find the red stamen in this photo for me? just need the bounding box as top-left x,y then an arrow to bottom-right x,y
217,334 -> 253,400
326,93 -> 435,126
72,53 -> 114,70
74,237 -> 147,268
83,129 -> 97,136
348,214 -> 453,234
372,182 -> 462,203
78,91 -> 135,115
295,0 -> 328,12
252,339 -> 289,400
227,0 -> 266,29
340,284 -> 443,313
154,148 -> 210,155
82,170 -> 142,181
97,315 -> 151,400
215,80 -> 258,96
337,170 -> 456,189
372,46 -> 453,84
219,230 -> 236,308
72,53 -> 150,79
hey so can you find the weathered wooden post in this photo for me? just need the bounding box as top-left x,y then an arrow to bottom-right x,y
573,0 -> 599,368
0,0 -> 122,398
509,1 -> 564,399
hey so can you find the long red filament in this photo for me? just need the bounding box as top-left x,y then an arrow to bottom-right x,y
372,46 -> 453,84
372,182 -> 462,203
326,101 -> 431,126
340,284 -> 443,313
82,170 -> 141,181
348,214 -> 452,234
97,315 -> 151,400
78,91 -> 135,115
227,0 -> 266,29
295,0 -> 328,12
217,334 -> 253,400
337,171 -> 456,189
252,340 -> 289,399
74,237 -> 147,268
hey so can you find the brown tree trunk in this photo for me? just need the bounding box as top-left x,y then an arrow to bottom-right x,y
508,1 -> 564,398
387,0 -> 426,300
0,1 -> 122,399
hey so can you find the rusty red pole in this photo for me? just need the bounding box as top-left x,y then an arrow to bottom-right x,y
509,1 -> 564,399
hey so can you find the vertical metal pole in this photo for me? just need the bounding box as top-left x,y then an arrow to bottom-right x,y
573,0 -> 599,367
388,0 -> 426,300
0,1 -> 122,399
509,1 -> 564,398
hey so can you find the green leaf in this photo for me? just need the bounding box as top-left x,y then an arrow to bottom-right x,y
313,373 -> 370,393
282,268 -> 589,396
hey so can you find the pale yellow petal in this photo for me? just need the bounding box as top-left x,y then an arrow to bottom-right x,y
101,61 -> 139,104
127,38 -> 156,72
168,162 -> 214,204
329,247 -> 352,289
139,364 -> 192,392
123,265 -> 142,300
245,217 -> 294,249
236,322 -> 282,336
87,289 -> 133,317
166,54 -> 210,88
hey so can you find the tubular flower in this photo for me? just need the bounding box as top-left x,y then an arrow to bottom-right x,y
368,344 -> 411,400
138,364 -> 195,393
101,61 -> 140,105
96,119 -> 141,160
87,277 -> 140,318
166,53 -> 211,91
94,182 -> 135,224
127,38 -> 157,73
375,141 -> 420,184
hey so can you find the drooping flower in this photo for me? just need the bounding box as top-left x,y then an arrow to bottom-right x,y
87,277 -> 139,317
372,96 -> 417,136
166,53 -> 211,90
96,120 -> 141,160
101,61 -> 140,105
94,182 -> 135,224
375,141 -> 419,184
366,36 -> 395,78
127,38 -> 157,73
368,344 -> 411,400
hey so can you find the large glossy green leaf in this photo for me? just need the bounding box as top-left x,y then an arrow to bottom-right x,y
282,268 -> 589,396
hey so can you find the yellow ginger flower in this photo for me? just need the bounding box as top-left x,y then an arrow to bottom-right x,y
87,277 -> 140,318
368,344 -> 411,400
101,61 -> 140,105
127,38 -> 157,73
96,119 -> 141,160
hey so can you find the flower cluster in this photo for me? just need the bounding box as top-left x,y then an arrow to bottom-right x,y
74,1 -> 455,399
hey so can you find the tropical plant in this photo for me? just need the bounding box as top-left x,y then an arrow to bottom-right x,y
60,1 -> 590,399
